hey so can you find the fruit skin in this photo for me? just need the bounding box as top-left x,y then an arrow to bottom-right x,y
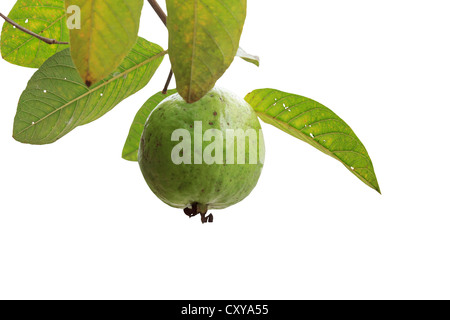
138,87 -> 265,212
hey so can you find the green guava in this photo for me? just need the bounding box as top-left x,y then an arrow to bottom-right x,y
138,87 -> 265,223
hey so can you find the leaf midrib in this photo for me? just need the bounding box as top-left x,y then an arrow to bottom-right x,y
85,0 -> 97,83
187,0 -> 199,102
15,50 -> 167,136
256,111 -> 380,193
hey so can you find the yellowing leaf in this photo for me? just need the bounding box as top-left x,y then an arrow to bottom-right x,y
65,0 -> 144,86
1,0 -> 69,68
167,0 -> 247,103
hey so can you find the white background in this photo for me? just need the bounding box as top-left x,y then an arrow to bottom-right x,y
0,0 -> 449,300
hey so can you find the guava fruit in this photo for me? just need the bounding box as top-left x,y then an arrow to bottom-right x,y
138,87 -> 265,223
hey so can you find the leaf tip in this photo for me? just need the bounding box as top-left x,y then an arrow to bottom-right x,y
12,132 -> 31,145
121,153 -> 138,162
122,146 -> 138,162
12,133 -> 20,143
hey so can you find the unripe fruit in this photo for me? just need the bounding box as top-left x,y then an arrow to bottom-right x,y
138,88 -> 265,222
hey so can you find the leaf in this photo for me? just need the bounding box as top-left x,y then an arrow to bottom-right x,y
122,89 -> 178,161
167,0 -> 247,103
1,0 -> 69,68
65,0 -> 144,87
13,37 -> 166,145
236,47 -> 259,67
245,89 -> 380,193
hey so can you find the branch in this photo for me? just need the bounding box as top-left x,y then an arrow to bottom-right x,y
0,12 -> 68,45
147,0 -> 167,26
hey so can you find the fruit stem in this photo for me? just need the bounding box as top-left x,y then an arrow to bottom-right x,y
162,70 -> 173,94
147,0 -> 167,26
146,1 -> 173,95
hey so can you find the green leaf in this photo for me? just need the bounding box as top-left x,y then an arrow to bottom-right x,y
237,47 -> 259,67
65,0 -> 144,87
1,0 -> 69,68
245,89 -> 380,193
122,89 -> 178,161
13,37 -> 166,145
167,0 -> 247,103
